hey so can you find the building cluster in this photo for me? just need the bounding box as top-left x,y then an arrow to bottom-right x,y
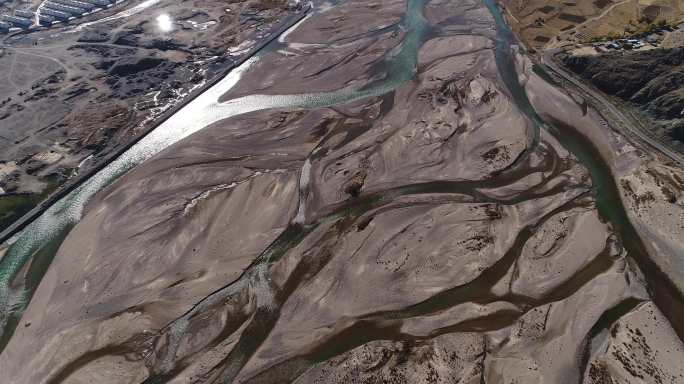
0,0 -> 119,32
589,24 -> 678,52
593,38 -> 646,52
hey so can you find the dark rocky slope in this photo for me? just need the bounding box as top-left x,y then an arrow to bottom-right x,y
562,47 -> 684,147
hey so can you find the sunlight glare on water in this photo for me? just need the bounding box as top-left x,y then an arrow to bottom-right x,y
156,13 -> 174,32
0,0 -> 432,348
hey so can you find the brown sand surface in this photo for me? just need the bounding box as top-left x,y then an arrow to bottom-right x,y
0,0 -> 682,383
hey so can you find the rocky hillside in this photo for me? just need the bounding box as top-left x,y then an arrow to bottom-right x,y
563,47 -> 684,145
0,0 -> 296,232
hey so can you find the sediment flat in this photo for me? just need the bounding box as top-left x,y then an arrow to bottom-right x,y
0,0 -> 682,383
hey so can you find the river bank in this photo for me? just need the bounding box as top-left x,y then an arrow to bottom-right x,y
0,1 -> 310,356
0,7 -> 310,245
0,0 -> 304,236
0,0 -> 682,383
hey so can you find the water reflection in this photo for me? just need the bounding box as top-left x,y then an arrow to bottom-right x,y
156,13 -> 173,33
0,0 -> 431,351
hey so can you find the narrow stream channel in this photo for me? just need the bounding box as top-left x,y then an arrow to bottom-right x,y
144,1 -> 667,382
0,0 -> 433,354
228,2 -> 684,381
482,0 -> 684,342
1,0 -> 681,374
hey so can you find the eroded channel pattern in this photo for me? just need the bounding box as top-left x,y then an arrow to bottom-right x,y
0,0 -> 682,383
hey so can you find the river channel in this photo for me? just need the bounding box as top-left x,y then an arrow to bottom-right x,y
0,0 -> 432,353
0,0 -> 681,370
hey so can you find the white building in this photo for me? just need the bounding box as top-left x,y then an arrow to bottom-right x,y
1,15 -> 32,28
44,1 -> 85,16
15,9 -> 35,19
38,14 -> 55,26
52,0 -> 96,12
83,0 -> 112,6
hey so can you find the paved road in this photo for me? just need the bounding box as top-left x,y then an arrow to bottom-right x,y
559,0 -> 631,37
541,49 -> 684,166
0,6 -> 312,244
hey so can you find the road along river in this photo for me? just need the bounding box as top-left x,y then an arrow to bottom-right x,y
0,0 -> 682,381
0,0 -> 434,354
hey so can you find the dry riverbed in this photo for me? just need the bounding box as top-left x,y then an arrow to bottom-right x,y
0,0 -> 298,231
0,0 -> 682,383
